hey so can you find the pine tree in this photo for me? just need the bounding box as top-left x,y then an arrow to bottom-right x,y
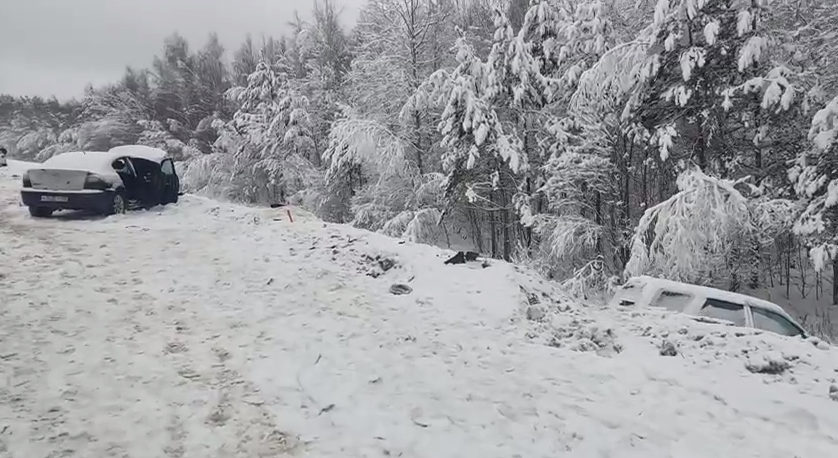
625,0 -> 803,175
224,59 -> 316,203
790,96 -> 838,298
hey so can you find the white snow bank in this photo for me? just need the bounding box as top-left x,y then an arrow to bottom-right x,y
0,160 -> 38,209
6,159 -> 38,175
0,173 -> 837,458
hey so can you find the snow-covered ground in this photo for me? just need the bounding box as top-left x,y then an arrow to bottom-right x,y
1,160 -> 837,458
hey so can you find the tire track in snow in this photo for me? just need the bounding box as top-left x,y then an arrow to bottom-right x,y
0,200 -> 290,457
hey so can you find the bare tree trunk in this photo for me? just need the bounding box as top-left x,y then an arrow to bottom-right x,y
488,188 -> 498,258
619,136 -> 633,267
786,235 -> 792,299
522,115 -> 533,252
642,152 -> 649,211
728,242 -> 741,292
696,105 -> 709,172
523,178 -> 533,249
832,257 -> 838,305
797,245 -> 808,298
748,238 -> 760,289
816,270 -> 821,302
490,211 -> 498,259
472,211 -> 483,252
502,201 -> 511,261
413,112 -> 423,173
595,191 -> 603,256
442,222 -> 451,248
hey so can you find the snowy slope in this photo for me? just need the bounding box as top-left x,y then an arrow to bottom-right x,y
1,164 -> 837,458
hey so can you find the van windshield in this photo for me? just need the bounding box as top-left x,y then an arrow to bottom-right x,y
650,290 -> 693,312
751,307 -> 804,337
614,282 -> 643,305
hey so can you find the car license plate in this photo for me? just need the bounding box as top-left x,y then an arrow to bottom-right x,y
41,195 -> 68,202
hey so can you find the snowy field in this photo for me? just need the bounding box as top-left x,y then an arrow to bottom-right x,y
1,160 -> 837,458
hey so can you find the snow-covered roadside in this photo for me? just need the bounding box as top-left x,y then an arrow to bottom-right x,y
1,165 -> 837,458
3,159 -> 36,175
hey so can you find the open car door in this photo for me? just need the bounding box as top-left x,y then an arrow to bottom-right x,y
160,159 -> 180,204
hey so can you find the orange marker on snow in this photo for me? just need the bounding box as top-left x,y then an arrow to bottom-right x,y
287,209 -> 294,223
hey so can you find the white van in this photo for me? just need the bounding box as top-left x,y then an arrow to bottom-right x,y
609,276 -> 807,338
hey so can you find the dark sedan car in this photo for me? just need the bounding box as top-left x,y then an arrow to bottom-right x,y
21,145 -> 180,217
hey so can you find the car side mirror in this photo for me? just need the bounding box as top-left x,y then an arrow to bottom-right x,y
113,159 -> 126,170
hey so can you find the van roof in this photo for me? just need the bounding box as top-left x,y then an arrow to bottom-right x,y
627,275 -> 796,320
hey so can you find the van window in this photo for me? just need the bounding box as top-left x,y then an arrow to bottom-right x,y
699,299 -> 746,326
751,307 -> 803,337
650,290 -> 693,312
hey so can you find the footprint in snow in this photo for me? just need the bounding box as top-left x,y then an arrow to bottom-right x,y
164,341 -> 188,354
212,346 -> 231,362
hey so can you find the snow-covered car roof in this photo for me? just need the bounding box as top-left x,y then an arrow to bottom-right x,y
38,147 -> 171,175
41,151 -> 119,174
108,145 -> 169,164
626,275 -> 795,318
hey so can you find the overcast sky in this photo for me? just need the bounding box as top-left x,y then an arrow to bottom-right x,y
0,0 -> 364,100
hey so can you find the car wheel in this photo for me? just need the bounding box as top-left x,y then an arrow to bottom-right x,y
29,206 -> 53,218
108,193 -> 126,215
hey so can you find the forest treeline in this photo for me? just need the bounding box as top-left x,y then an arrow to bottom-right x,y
3,0 -> 838,321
